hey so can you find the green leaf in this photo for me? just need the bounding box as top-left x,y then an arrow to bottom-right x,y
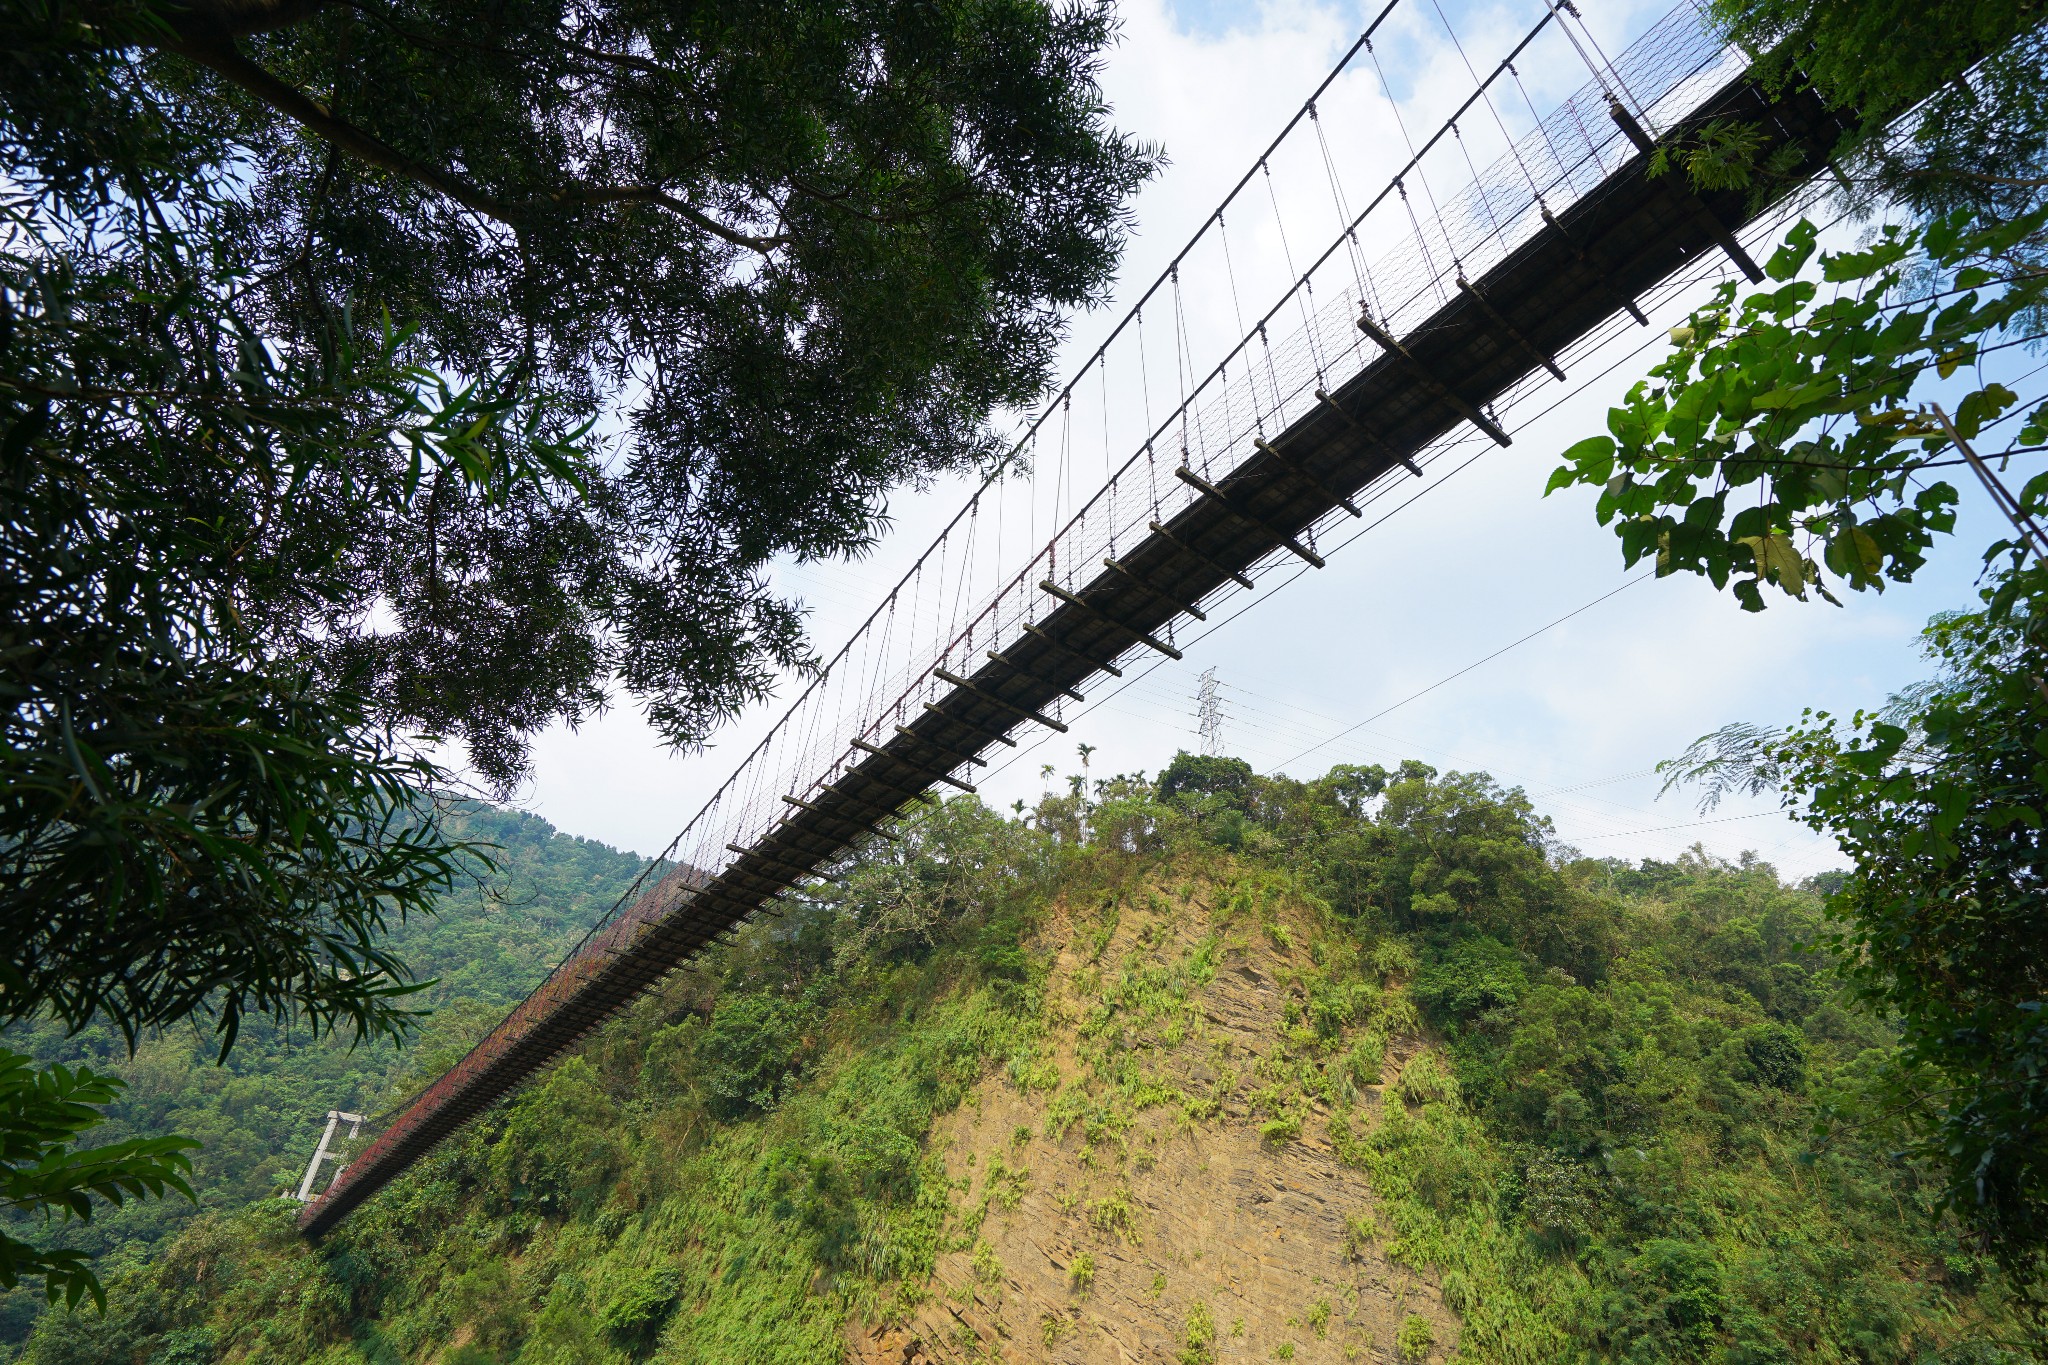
1953,383 -> 2019,438
1751,381 -> 1828,411
1763,280 -> 1818,317
1765,219 -> 1820,281
1739,533 -> 1810,598
1555,435 -> 1616,490
1821,233 -> 1912,283
1826,525 -> 1884,581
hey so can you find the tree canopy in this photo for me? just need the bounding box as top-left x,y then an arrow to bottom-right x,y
1,0 -> 1155,1042
6,0 -> 1157,789
1,0 -> 1156,1307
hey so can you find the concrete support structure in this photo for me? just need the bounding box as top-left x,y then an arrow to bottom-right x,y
294,1111 -> 366,1203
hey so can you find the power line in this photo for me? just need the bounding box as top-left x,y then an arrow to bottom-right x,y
1262,572 -> 1651,774
1570,809 -> 1780,840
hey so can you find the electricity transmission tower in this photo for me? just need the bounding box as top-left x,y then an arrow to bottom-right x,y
1197,668 -> 1223,757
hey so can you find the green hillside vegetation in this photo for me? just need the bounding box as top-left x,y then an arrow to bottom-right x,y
0,806 -> 651,1352
17,763 -> 2038,1363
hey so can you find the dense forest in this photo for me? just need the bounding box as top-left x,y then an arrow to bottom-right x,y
0,807 -> 652,1353
11,762 -> 2035,1363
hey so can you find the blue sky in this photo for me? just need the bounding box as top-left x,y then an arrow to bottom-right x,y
511,0 -> 2038,882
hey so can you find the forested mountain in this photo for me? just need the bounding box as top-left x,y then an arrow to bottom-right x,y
11,764 -> 2035,1363
0,806 -> 651,1353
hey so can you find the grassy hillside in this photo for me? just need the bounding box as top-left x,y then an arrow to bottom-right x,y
15,765 -> 2038,1363
0,805 -> 651,1353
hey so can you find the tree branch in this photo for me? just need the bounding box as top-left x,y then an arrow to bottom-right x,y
165,33 -> 518,220
787,173 -> 970,227
335,0 -> 690,85
162,35 -> 786,252
546,185 -> 786,251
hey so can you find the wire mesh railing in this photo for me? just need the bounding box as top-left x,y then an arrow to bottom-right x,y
615,0 -> 1736,903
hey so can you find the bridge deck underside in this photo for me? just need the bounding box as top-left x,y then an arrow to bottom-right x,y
300,71 -> 1842,1237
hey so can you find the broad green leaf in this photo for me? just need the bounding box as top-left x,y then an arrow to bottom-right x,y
1751,382 -> 1828,410
1842,526 -> 1883,576
1739,533 -> 1810,597
1821,231 -> 1911,283
1952,382 -> 2020,439
1764,280 -> 1818,317
1560,434 -> 1615,472
1765,218 -> 1819,281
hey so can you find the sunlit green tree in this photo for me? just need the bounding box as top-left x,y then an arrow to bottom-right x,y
1546,0 -> 2048,1294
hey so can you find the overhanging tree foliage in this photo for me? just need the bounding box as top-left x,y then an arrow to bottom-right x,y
0,1053 -> 198,1314
0,210 -> 579,1052
1544,211 -> 2044,610
1,0 -> 1154,1305
2,0 -> 1154,1035
6,0 -> 1157,789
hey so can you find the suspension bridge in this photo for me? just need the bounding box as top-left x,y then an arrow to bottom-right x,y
299,0 -> 1843,1235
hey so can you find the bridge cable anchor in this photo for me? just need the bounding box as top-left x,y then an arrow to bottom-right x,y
830,771 -> 955,809
1102,557 -> 1208,621
1147,519 -> 1256,589
894,722 -> 996,763
933,666 -> 1070,733
985,648 -> 1086,702
1313,388 -> 1423,477
723,844 -> 818,887
715,866 -> 808,898
850,737 -> 977,792
1606,99 -> 1764,284
921,702 -> 1023,748
1252,438 -> 1361,516
828,813 -> 902,842
1538,202 -> 1649,325
824,763 -> 946,804
1021,621 -> 1125,675
784,790 -> 934,827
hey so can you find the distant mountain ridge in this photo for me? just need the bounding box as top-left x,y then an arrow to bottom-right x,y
0,804 -> 651,1353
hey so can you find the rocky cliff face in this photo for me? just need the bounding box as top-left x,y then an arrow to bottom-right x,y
853,874 -> 1455,1365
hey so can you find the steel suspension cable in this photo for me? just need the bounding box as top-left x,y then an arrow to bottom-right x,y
1430,0 -> 1550,206
1364,36 -> 1459,290
1264,160 -> 1328,381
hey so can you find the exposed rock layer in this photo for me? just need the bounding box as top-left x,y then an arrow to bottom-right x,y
850,880 -> 1455,1364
